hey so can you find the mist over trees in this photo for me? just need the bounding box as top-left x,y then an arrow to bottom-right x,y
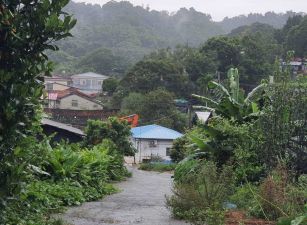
50,1 -> 305,76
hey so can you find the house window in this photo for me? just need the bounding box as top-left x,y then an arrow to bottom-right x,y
80,79 -> 86,85
149,140 -> 158,147
71,100 -> 78,107
46,83 -> 53,91
166,147 -> 171,156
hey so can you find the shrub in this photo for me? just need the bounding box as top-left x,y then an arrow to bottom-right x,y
0,136 -> 127,225
229,184 -> 261,214
170,136 -> 189,163
230,167 -> 307,221
139,163 -> 177,172
167,160 -> 234,225
83,117 -> 135,156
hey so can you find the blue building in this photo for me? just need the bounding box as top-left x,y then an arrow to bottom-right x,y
130,124 -> 183,163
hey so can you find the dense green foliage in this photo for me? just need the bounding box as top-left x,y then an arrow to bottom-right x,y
167,160 -> 234,225
120,89 -> 187,131
103,77 -> 120,94
167,64 -> 307,224
51,1 -> 225,74
0,0 -> 76,159
0,2 -> 132,224
84,117 -> 135,156
50,1 -> 303,76
110,14 -> 307,134
220,11 -> 301,33
1,1 -> 306,224
285,17 -> 307,57
1,117 -> 132,224
1,137 -> 129,225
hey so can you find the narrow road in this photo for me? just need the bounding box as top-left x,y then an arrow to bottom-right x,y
61,166 -> 189,225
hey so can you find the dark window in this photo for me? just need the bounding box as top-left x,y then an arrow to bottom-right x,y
166,147 -> 171,156
46,83 -> 53,90
72,100 -> 78,107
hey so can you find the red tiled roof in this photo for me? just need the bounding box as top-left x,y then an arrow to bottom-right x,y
49,87 -> 95,100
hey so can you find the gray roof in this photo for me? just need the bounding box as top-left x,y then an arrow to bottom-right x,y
71,72 -> 109,80
41,118 -> 85,136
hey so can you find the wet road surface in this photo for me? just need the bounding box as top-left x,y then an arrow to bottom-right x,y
61,166 -> 189,225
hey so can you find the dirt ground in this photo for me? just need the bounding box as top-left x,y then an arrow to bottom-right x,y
60,166 -> 189,225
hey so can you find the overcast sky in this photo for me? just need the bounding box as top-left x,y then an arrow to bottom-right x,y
72,0 -> 307,21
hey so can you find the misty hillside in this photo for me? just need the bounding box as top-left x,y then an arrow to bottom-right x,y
53,1 -> 223,62
51,1 -> 303,75
220,11 -> 303,32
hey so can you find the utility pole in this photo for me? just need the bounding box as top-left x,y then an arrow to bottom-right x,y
188,103 -> 192,128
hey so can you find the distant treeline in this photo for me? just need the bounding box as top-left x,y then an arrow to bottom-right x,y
49,1 -> 305,76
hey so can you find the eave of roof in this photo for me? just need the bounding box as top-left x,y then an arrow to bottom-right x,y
48,88 -> 103,106
71,72 -> 109,79
42,118 -> 84,136
131,124 -> 183,140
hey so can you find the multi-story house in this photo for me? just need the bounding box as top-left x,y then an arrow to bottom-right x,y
46,87 -> 103,110
71,72 -> 109,94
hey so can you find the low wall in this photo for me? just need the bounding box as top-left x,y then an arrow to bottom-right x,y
44,108 -> 118,128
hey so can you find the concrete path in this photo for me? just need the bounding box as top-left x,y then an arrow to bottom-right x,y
61,166 -> 189,225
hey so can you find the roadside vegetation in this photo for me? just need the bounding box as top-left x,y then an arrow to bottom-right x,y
139,156 -> 177,172
1,1 -> 306,225
0,2 -> 133,224
167,54 -> 307,225
139,163 -> 177,172
1,136 -> 131,225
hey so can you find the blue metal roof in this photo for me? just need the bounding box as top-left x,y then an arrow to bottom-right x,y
131,124 -> 183,140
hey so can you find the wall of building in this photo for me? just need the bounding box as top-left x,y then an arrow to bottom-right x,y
45,83 -> 70,91
72,78 -> 104,91
130,138 -> 174,163
58,95 -> 103,110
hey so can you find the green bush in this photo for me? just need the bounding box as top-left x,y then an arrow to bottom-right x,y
170,136 -> 189,163
173,159 -> 199,183
277,215 -> 307,225
83,117 -> 136,156
167,160 -> 234,225
0,136 -> 128,225
230,169 -> 307,221
139,163 -> 177,172
229,184 -> 263,218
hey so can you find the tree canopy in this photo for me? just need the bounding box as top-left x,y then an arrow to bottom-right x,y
121,89 -> 187,131
0,0 -> 76,158
49,1 -> 302,76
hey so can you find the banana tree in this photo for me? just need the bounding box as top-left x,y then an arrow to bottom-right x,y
192,68 -> 267,123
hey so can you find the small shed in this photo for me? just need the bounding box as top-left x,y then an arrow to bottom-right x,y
41,118 -> 85,143
130,124 -> 183,163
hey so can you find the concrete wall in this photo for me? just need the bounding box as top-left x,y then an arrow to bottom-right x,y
130,138 -> 174,163
58,95 -> 103,110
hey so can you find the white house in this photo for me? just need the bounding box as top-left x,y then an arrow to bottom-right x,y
130,125 -> 183,163
71,72 -> 109,94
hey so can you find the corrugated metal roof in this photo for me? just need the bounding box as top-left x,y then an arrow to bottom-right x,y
42,118 -> 85,136
131,124 -> 183,140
